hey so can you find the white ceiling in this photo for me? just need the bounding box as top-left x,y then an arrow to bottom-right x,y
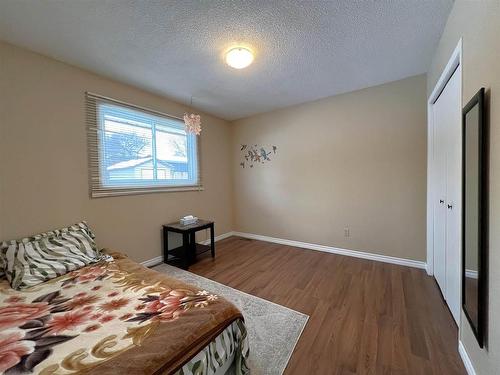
0,0 -> 452,120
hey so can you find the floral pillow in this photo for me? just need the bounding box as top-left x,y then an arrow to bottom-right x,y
0,221 -> 108,290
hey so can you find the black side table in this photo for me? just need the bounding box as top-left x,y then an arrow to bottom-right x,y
162,219 -> 215,269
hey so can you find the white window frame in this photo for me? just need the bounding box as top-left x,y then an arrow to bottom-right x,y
86,92 -> 202,198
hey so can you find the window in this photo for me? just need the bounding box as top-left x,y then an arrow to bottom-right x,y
86,93 -> 200,197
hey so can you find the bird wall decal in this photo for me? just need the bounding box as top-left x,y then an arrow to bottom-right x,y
239,144 -> 277,168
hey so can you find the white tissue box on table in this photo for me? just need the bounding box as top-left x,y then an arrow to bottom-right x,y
180,215 -> 198,226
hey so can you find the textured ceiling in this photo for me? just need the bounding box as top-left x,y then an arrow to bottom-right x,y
0,0 -> 453,120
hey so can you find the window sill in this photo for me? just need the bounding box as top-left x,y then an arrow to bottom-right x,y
90,185 -> 204,198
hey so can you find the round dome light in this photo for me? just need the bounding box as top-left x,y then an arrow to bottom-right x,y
225,47 -> 254,69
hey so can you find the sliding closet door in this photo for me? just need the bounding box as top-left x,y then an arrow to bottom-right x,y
432,67 -> 461,324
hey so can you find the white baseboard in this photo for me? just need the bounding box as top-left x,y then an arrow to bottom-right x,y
200,231 -> 235,245
459,340 -> 476,375
141,256 -> 164,268
142,230 -> 427,270
425,264 -> 433,276
232,231 -> 427,270
141,231 -> 235,268
465,269 -> 478,279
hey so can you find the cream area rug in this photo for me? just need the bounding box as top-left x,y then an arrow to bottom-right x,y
153,263 -> 309,375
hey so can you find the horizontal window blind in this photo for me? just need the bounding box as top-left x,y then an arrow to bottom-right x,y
86,92 -> 202,198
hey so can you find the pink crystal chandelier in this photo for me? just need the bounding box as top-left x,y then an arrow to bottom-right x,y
184,96 -> 202,135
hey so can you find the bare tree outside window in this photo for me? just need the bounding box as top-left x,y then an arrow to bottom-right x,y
169,138 -> 187,158
105,132 -> 150,166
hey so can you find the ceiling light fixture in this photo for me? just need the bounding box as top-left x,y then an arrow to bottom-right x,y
225,47 -> 254,69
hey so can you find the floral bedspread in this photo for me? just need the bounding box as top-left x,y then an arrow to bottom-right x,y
0,252 -> 248,374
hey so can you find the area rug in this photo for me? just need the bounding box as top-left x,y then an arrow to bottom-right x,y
153,263 -> 309,375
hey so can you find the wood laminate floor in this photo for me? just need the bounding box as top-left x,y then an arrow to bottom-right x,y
189,236 -> 466,375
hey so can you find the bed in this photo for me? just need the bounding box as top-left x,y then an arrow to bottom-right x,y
0,251 -> 249,374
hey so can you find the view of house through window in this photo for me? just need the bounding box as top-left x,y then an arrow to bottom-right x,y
98,102 -> 199,189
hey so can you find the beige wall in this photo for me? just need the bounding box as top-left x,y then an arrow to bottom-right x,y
0,41 -> 233,263
231,75 -> 427,261
428,1 -> 500,374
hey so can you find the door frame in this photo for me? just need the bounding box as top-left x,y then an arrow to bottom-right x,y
426,38 -> 463,277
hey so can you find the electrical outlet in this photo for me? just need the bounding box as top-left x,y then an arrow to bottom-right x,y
344,228 -> 350,237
